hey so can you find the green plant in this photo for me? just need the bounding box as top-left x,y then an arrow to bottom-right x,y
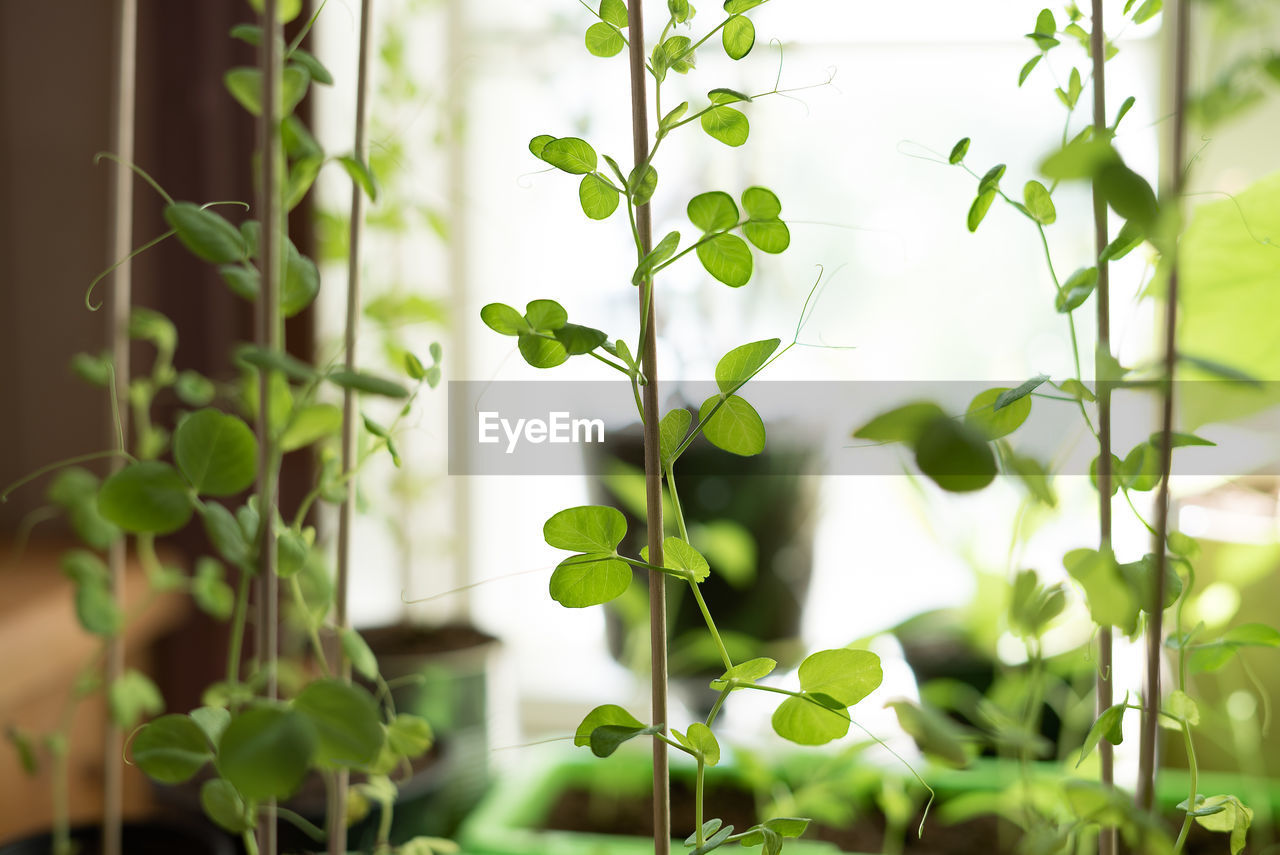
4,3 -> 453,855
856,1 -> 1280,853
480,2 -> 908,853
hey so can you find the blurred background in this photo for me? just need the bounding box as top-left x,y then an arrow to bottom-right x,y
2,0 -> 1279,845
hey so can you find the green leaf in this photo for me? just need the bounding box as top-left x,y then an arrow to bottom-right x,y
589,723 -> 661,757
710,657 -> 777,691
698,394 -> 766,456
293,679 -> 384,770
743,218 -> 790,253
585,21 -> 625,57
659,102 -> 689,133
1223,623 -> 1280,646
573,704 -> 645,747
247,0 -> 303,22
659,408 -> 692,464
1056,266 -> 1099,312
528,134 -> 555,160
224,68 -> 263,115
550,554 -> 631,608
544,505 -> 626,552
686,722 -> 720,765
715,339 -> 780,394
173,408 -> 258,497
60,549 -> 108,586
341,628 -> 379,680
1019,55 -> 1042,86
47,469 -> 121,550
887,699 -> 974,768
798,648 -> 883,706
282,239 -> 320,317
657,536 -> 710,582
1064,548 -> 1138,634
327,370 -> 410,399
337,154 -> 379,202
701,106 -> 750,147
1192,795 -> 1252,855
192,559 -> 234,619
914,416 -> 996,492
996,375 -> 1049,410
741,187 -> 781,220
288,48 -> 333,86
600,0 -> 628,27
964,387 -> 1031,440
688,191 -> 740,233
524,299 -> 568,331
1023,180 -> 1056,225
386,714 -> 434,757
541,138 -> 598,174
633,230 -> 681,284
164,203 -> 247,264
854,402 -> 947,444
217,707 -> 317,801
1132,0 -> 1163,25
201,779 -> 252,834
948,138 -> 970,164
1041,138 -> 1118,180
708,88 -> 752,105
1029,8 -> 1058,50
201,503 -> 252,567
685,820 -> 724,848
517,333 -> 569,369
628,164 -> 659,206
725,0 -> 767,11
1097,162 -> 1157,231
967,190 -> 996,232
480,303 -> 528,336
98,461 -> 193,535
978,164 -> 1006,194
579,173 -> 620,220
108,670 -> 164,729
723,15 -> 755,60
696,233 -> 753,287
1090,453 -> 1123,497
1179,354 -> 1263,387
74,579 -> 122,635
133,715 -> 212,784
1077,702 -> 1126,767
659,35 -> 695,72
229,24 -> 261,45
235,343 -> 316,382
771,694 -> 851,745
554,323 -> 608,355
1100,220 -> 1145,262
1120,441 -> 1162,491
280,404 -> 342,453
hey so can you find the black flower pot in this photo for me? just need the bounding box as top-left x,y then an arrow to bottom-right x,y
0,821 -> 234,855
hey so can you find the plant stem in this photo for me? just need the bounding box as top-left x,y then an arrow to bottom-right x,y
625,4 -> 670,853
1137,0 -> 1190,816
1172,720 -> 1198,854
695,757 -> 706,847
228,570 -> 252,684
256,2 -> 283,852
102,3 -> 136,854
1089,4 -> 1117,854
331,0 -> 374,850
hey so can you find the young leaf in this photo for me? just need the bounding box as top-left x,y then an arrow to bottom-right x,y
1056,266 -> 1099,312
710,657 -> 778,690
132,715 -> 212,784
585,22 -> 625,58
853,402 -> 946,444
633,230 -> 681,284
1019,55 -> 1042,86
743,219 -> 790,253
978,164 -> 1006,194
579,173 -> 620,220
654,536 -> 710,582
599,0 -> 628,28
964,387 -> 1031,440
517,334 -> 568,369
771,694 -> 851,746
715,338 -> 780,394
996,374 -> 1049,410
701,106 -> 750,147
708,88 -> 752,105
338,154 -> 379,202
292,679 -> 385,770
528,134 -> 555,160
289,48 -> 333,86
554,323 -> 609,355
1100,220 -> 1145,262
1077,702 -> 1126,767
698,394 -> 766,456
174,408 -> 259,497
541,138 -> 598,174
659,408 -> 692,464
741,186 -> 781,219
200,779 -> 253,834
108,670 -> 164,729
887,699 -> 974,768
797,648 -> 883,706
686,722 -> 720,765
967,190 -> 996,232
628,163 -> 659,206
341,628 -> 379,680
1023,180 -> 1056,224
1097,161 -> 1157,231
328,370 -> 410,399
164,203 -> 247,264
913,416 -> 996,492
524,299 -> 568,331
544,505 -> 627,553
386,714 -> 434,757
574,704 -> 645,747
218,707 -> 317,801
725,0 -> 768,10
687,191 -> 740,233
948,137 -> 970,164
723,15 -> 755,60
480,303 -> 529,336
550,554 -> 632,608
696,233 -> 753,287
98,461 -> 194,535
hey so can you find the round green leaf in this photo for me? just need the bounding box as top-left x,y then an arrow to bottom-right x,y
1097,161 -> 1158,231
710,657 -> 778,691
913,416 -> 996,493
964,388 -> 1031,440
217,707 -> 317,801
480,303 -> 528,336
524,299 -> 568,331
132,714 -> 212,784
686,722 -> 720,766
853,401 -> 947,444
293,679 -> 384,770
967,189 -> 996,232
75,580 -> 123,636
948,137 -> 971,164
164,203 -> 247,264
108,670 -> 164,729
743,219 -> 790,254
696,233 -> 753,287
1056,266 -> 1099,313
541,138 -> 598,174
543,505 -> 627,552
282,241 -> 320,317
659,408 -> 693,464
722,14 -> 755,60
715,338 -> 780,394
1120,441 -> 1161,491
201,779 -> 253,833
574,704 -> 645,747
600,0 -> 629,27
698,394 -> 766,456
341,628 -> 379,680
173,408 -> 259,497
700,106 -> 750,147
528,134 -> 555,159
585,22 -> 625,57
1023,180 -> 1057,225
549,554 -> 631,608
771,695 -> 851,746
579,173 -> 620,220
687,191 -> 740,233
657,536 -> 710,582
554,323 -> 609,355
517,332 -> 569,368
741,186 -> 781,219
1090,453 -> 1123,496
798,648 -> 883,706
98,461 -> 194,534
386,714 -> 434,757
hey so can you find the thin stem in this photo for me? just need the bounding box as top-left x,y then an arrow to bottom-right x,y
624,2 -> 669,852
1137,0 -> 1190,815
1090,3 -> 1116,853
1172,721 -> 1198,854
705,687 -> 731,728
228,570 -> 252,684
289,576 -> 332,678
695,758 -> 706,847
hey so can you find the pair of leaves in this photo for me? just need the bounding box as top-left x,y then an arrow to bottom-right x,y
573,704 -> 660,757
771,649 -> 883,745
857,403 -> 998,493
693,338 -> 780,457
481,299 -> 608,369
544,505 -> 631,608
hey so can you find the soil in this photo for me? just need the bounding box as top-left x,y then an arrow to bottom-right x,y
543,781 -> 1267,855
